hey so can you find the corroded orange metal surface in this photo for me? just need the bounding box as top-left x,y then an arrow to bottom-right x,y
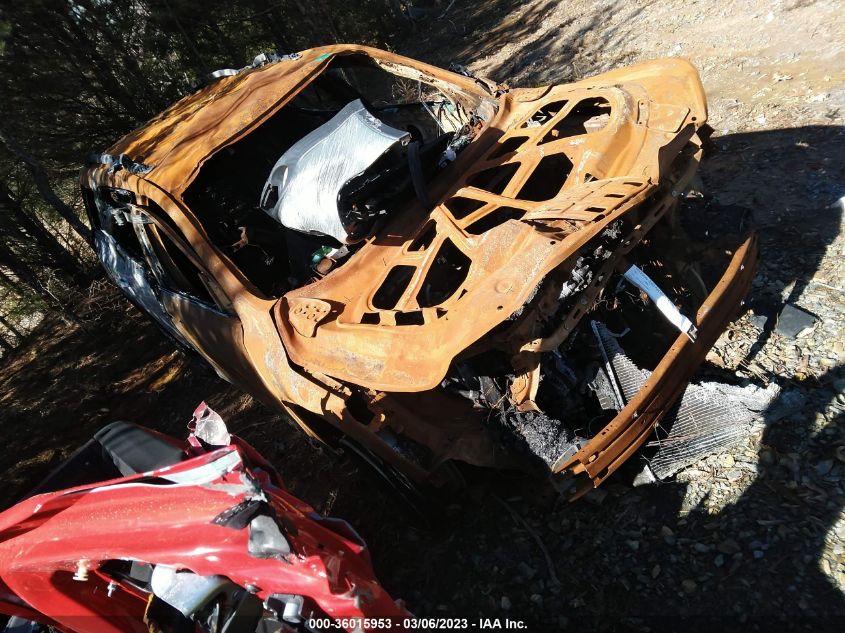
83,45 -> 752,492
278,56 -> 706,391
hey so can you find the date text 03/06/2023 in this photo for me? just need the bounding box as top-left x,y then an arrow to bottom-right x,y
306,617 -> 530,630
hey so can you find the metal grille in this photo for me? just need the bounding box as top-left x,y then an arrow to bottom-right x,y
591,322 -> 778,479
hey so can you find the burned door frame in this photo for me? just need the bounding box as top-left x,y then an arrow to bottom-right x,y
128,207 -> 266,392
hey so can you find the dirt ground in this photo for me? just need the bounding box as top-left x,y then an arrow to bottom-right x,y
1,1 -> 844,631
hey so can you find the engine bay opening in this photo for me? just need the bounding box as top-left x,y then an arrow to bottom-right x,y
182,53 -> 492,299
433,198 -> 749,473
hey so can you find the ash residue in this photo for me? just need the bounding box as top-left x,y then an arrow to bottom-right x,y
497,409 -> 577,468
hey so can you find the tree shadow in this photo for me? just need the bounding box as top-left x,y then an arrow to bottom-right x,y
665,366 -> 845,631
704,125 -> 845,368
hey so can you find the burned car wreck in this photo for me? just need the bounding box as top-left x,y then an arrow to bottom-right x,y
82,45 -> 759,500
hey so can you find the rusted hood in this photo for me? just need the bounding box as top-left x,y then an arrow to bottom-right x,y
276,59 -> 708,391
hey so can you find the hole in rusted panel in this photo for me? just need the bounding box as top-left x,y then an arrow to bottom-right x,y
539,97 -> 611,143
417,239 -> 471,308
372,265 -> 416,309
465,207 -> 526,234
488,136 -> 528,159
395,311 -> 425,325
520,100 -> 569,128
360,312 -> 380,325
445,197 -> 486,220
408,221 -> 437,251
517,153 -> 573,201
466,162 -> 521,196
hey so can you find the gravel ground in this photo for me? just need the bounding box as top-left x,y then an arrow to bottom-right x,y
0,1 -> 843,631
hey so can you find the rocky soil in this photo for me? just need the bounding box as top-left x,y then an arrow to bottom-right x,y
0,1 -> 842,631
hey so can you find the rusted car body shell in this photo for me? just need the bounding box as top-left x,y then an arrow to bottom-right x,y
278,61 -> 707,392
0,424 -> 407,632
82,45 -> 754,496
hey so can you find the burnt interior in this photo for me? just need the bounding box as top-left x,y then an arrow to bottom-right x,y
423,196 -> 745,473
182,54 -> 487,298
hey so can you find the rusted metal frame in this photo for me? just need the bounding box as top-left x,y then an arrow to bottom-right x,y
143,224 -> 201,295
521,193 -> 674,354
366,248 -> 432,314
267,300 -> 356,397
505,159 -> 548,198
460,269 -> 568,361
472,93 -> 621,192
362,216 -> 465,318
497,88 -> 611,149
278,178 -> 658,392
122,176 -> 274,307
509,355 -> 542,410
129,204 -> 237,309
373,391 -> 514,472
507,194 -> 665,406
520,134 -> 584,162
267,371 -> 435,482
371,398 -> 459,468
393,259 -> 437,313
396,208 -> 473,312
85,53 -> 715,486
277,401 -> 327,442
451,201 -> 498,230
520,178 -> 648,223
356,190 -> 481,321
507,191 -> 670,408
336,410 -> 435,485
555,233 -> 759,496
490,133 -> 582,201
477,139 -> 578,198
451,188 -> 537,211
371,55 -> 497,113
285,92 -> 650,366
172,63 -> 336,196
458,95 -> 614,200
